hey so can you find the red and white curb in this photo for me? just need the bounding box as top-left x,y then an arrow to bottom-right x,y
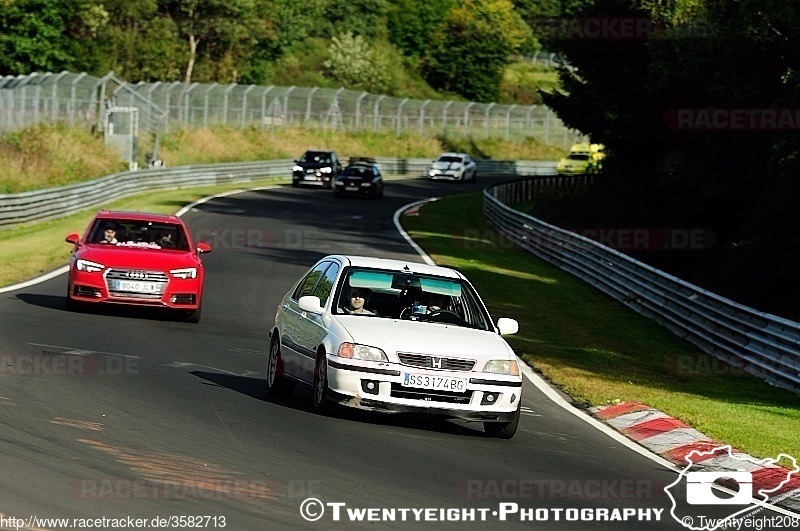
591,401 -> 800,514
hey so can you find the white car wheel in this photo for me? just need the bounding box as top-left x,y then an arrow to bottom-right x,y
266,338 -> 295,397
312,354 -> 330,412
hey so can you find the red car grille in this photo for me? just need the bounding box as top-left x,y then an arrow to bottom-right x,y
105,269 -> 169,299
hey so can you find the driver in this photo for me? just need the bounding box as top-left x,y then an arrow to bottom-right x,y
345,288 -> 375,315
419,293 -> 448,314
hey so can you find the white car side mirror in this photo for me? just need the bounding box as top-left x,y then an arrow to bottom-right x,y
298,295 -> 324,314
497,318 -> 519,336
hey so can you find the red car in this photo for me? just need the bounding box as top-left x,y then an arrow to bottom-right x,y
65,211 -> 211,322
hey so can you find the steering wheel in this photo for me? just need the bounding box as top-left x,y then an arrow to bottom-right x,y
419,309 -> 469,326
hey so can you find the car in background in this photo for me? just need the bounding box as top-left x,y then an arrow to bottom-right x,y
267,255 -> 523,438
427,152 -> 477,182
292,150 -> 342,188
333,158 -> 384,199
556,143 -> 605,175
65,211 -> 211,323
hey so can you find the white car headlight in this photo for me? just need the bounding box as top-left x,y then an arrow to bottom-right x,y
482,359 -> 520,376
292,165 -> 303,172
319,167 -> 332,173
170,267 -> 197,279
76,259 -> 105,273
338,343 -> 388,362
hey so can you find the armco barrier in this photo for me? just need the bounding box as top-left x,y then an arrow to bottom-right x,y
0,158 -> 556,229
0,160 -> 293,228
484,179 -> 800,394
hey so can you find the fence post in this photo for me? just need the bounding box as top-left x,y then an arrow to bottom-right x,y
397,98 -> 408,135
305,87 -> 318,124
355,91 -> 367,130
419,100 -> 430,136
241,84 -> 255,126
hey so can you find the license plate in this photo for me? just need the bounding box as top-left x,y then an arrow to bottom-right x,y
345,186 -> 359,191
114,280 -> 161,293
304,175 -> 318,180
403,373 -> 467,392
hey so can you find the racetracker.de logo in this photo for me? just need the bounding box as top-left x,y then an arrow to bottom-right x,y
528,17 -> 713,40
0,353 -> 138,376
664,108 -> 800,131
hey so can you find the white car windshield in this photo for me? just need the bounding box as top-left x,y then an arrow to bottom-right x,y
437,156 -> 464,164
335,267 -> 492,330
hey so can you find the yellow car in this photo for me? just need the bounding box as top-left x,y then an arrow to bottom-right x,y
556,143 -> 605,175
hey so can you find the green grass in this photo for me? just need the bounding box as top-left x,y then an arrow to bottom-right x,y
400,192 -> 800,460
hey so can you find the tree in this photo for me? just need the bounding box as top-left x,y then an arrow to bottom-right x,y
320,0 -> 389,40
324,32 -> 392,93
422,0 -> 534,102
157,0 -> 263,84
0,0 -> 107,74
539,0 -> 800,316
386,0 -> 456,59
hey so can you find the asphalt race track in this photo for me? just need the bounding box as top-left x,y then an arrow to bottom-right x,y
0,176 -> 748,530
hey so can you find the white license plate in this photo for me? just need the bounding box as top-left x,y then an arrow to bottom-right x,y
403,373 -> 467,392
345,186 -> 359,191
114,280 -> 161,293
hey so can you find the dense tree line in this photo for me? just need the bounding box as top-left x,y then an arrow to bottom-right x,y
540,0 -> 800,317
0,0 -> 541,101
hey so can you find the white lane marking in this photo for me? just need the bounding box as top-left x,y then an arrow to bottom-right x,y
29,343 -> 141,359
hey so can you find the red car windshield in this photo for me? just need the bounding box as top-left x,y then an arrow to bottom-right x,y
89,219 -> 190,251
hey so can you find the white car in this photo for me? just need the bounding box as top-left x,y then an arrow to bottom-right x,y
428,153 -> 478,181
267,255 -> 523,438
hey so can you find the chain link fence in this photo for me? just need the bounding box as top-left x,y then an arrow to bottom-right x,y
0,71 -> 582,166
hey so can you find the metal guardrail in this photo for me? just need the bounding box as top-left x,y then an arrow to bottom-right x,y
484,179 -> 800,394
0,160 -> 293,228
0,158 -> 556,229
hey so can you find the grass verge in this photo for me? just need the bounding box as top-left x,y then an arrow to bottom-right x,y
400,192 -> 800,460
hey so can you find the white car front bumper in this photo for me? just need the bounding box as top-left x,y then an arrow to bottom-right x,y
326,359 -> 522,422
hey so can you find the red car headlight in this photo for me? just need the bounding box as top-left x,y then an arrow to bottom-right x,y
169,267 -> 197,279
75,259 -> 105,273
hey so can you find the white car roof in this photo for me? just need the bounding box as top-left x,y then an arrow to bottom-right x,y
438,152 -> 467,158
325,255 -> 463,279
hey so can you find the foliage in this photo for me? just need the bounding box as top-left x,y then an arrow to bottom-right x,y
324,33 -> 392,93
386,0 -> 457,59
0,0 -> 99,72
320,0 -> 390,40
539,0 -> 800,317
422,0 -> 537,102
500,61 -> 559,104
0,0 -> 557,104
